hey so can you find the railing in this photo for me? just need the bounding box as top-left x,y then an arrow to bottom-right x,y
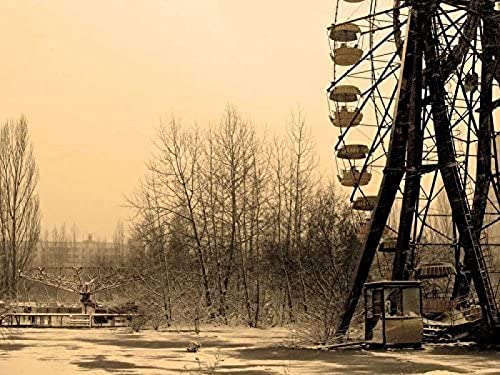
449,169 -> 498,327
423,294 -> 483,326
450,295 -> 483,326
0,312 -> 136,328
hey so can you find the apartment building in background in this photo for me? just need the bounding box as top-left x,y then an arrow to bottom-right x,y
33,234 -> 130,267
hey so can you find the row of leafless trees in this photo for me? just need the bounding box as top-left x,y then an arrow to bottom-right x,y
128,107 -> 362,335
0,118 -> 40,299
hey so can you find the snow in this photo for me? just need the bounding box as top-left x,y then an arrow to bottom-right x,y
0,327 -> 498,374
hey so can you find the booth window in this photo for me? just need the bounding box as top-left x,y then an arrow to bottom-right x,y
367,289 -> 383,319
373,289 -> 383,317
385,288 -> 403,317
383,287 -> 421,318
403,287 -> 420,317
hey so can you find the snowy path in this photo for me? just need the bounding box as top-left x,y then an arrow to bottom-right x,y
0,327 -> 498,374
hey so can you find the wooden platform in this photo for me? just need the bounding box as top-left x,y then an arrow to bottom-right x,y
0,313 -> 135,328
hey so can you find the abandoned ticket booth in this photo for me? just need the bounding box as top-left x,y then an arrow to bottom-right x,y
364,280 -> 423,348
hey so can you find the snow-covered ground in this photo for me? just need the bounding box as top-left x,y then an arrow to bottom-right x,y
0,326 -> 498,374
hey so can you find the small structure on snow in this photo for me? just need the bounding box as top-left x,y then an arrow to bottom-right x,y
364,280 -> 423,348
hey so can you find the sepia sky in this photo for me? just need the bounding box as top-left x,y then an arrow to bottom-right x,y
4,1 -> 497,240
0,0 -> 338,239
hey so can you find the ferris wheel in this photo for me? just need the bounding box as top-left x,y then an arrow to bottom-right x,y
326,0 -> 500,338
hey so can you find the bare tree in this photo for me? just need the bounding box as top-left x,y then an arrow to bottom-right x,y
51,223 -> 68,267
113,220 -> 127,266
266,110 -> 317,323
138,117 -> 213,311
298,182 -> 361,344
127,106 -> 364,331
70,223 -> 79,267
208,106 -> 261,319
286,110 -> 318,315
208,106 -> 268,324
0,117 -> 40,299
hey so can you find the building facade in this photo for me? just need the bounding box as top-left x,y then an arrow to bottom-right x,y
33,234 -> 130,267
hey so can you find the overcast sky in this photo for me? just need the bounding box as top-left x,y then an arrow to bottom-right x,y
0,1 -> 340,239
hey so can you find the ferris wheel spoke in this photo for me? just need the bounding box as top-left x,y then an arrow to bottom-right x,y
361,65 -> 401,97
416,213 -> 455,243
440,0 -> 486,79
327,26 -> 405,91
418,181 -> 445,220
331,43 -> 401,140
438,6 -> 496,77
416,176 -> 455,245
483,216 -> 500,232
335,89 -> 398,197
443,65 -> 482,148
334,75 -> 398,149
334,4 -> 409,29
434,10 -> 469,52
348,64 -> 398,77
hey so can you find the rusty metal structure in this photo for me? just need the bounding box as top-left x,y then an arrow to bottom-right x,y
19,267 -> 138,313
327,0 -> 500,340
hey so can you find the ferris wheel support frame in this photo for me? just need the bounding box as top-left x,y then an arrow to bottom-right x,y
391,8 -> 425,281
335,2 -> 500,338
421,2 -> 498,331
456,0 -> 497,299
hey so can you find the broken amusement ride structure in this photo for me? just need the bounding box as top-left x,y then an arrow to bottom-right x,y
19,267 -> 138,314
1,267 -> 140,328
327,0 -> 500,344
